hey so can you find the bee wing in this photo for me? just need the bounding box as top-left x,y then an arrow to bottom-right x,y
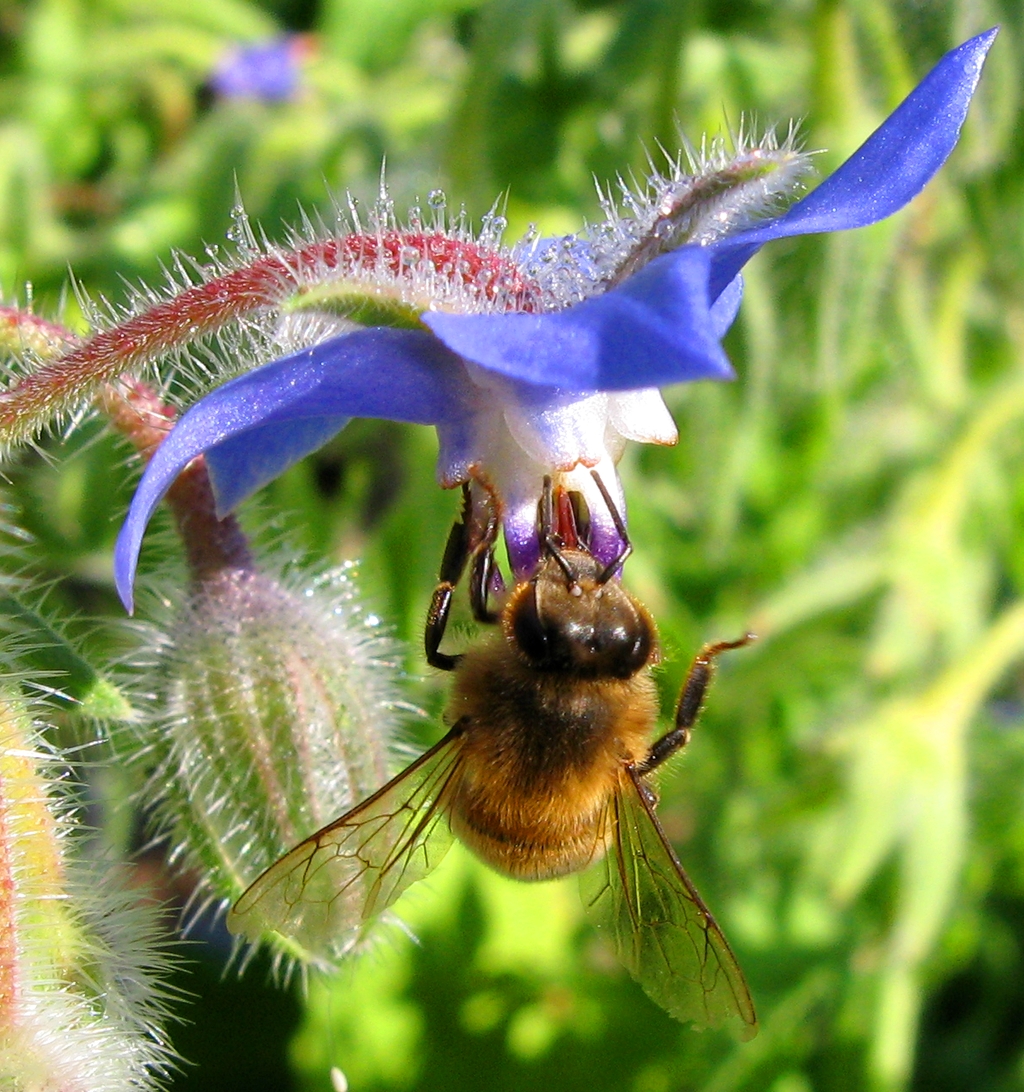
579,765 -> 757,1038
227,727 -> 465,961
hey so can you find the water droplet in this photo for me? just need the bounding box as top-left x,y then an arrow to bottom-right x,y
427,189 -> 447,210
346,194 -> 362,232
226,203 -> 257,255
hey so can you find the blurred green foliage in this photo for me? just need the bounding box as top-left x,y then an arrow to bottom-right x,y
1,0 -> 1024,1090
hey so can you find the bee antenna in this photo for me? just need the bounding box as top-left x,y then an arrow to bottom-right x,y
545,534 -> 579,585
590,471 -> 633,583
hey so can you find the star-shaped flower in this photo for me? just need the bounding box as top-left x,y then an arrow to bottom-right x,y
114,30 -> 996,611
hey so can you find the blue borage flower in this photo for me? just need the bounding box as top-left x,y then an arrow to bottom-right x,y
211,35 -> 313,102
115,30 -> 995,612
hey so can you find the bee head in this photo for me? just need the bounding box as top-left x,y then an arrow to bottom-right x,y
505,550 -> 656,678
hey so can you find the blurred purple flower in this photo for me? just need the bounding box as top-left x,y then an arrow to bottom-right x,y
211,35 -> 312,102
116,30 -> 995,610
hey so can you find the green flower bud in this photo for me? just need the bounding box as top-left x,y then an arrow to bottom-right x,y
137,560 -> 403,967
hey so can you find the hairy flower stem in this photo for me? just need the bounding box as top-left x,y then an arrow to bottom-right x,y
98,381 -> 254,587
604,145 -> 810,287
0,233 -> 536,450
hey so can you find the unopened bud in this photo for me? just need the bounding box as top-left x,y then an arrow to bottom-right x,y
137,560 -> 403,966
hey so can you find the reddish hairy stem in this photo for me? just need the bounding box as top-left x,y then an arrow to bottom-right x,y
0,303 -> 256,584
167,461 -> 255,585
0,233 -> 538,445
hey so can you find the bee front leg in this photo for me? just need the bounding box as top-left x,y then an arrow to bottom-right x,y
425,488 -> 474,671
468,492 -> 502,624
468,545 -> 501,624
637,634 -> 755,775
426,484 -> 504,669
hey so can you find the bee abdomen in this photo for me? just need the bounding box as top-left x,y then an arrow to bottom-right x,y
450,798 -> 609,881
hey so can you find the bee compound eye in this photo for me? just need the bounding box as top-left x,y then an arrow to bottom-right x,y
595,601 -> 655,677
511,587 -> 551,665
623,618 -> 655,674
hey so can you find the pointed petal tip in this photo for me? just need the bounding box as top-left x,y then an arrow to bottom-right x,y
956,26 -> 998,78
113,529 -> 138,616
971,26 -> 999,50
707,28 -> 998,299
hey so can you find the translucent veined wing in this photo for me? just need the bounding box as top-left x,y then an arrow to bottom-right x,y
579,764 -> 757,1038
228,726 -> 465,963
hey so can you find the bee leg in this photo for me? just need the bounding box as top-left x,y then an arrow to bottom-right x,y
638,634 -> 755,774
469,544 -> 501,624
425,488 -> 474,671
426,483 -> 504,667
468,489 -> 502,624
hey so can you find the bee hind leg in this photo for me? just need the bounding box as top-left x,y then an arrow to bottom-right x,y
637,634 -> 755,775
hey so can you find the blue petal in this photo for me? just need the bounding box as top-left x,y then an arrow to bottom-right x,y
708,28 -> 997,299
115,328 -> 470,611
205,414 -> 350,514
423,32 -> 992,392
423,245 -> 733,392
709,274 -> 743,339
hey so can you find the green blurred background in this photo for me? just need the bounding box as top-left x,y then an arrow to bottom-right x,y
3,0 -> 1024,1089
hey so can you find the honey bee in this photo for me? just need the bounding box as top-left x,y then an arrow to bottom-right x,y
228,473 -> 756,1038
